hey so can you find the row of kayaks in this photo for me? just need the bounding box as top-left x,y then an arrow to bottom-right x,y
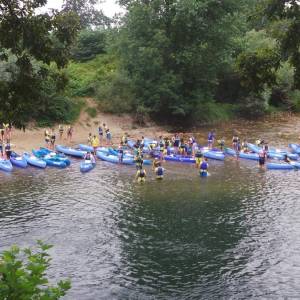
2,141 -> 300,173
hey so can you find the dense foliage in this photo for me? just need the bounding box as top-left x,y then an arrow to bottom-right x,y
0,0 -> 300,127
0,241 -> 71,299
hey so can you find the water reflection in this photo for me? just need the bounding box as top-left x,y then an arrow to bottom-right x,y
1,158 -> 300,298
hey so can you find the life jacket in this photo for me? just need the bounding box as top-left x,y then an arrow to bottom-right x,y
156,167 -> 163,176
200,161 -> 208,170
139,170 -> 145,178
5,144 -> 11,151
195,150 -> 203,158
85,154 -> 91,160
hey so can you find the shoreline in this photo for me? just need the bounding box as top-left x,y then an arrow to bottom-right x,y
10,111 -> 300,154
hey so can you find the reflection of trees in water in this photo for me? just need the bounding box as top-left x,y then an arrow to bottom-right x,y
0,172 -> 63,223
114,181 -> 251,297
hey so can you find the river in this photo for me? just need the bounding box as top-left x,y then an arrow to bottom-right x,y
1,143 -> 300,299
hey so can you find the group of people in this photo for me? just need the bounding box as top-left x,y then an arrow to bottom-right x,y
45,125 -> 74,149
0,123 -> 13,159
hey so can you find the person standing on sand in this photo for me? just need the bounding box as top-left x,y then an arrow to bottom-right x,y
67,126 -> 73,142
44,129 -> 50,148
0,124 -> 4,142
50,130 -> 56,150
98,125 -> 103,145
58,125 -> 64,140
106,129 -> 112,146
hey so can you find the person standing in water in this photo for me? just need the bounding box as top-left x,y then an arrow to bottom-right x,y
136,166 -> 147,183
155,162 -> 164,180
258,148 -> 267,168
199,158 -> 209,177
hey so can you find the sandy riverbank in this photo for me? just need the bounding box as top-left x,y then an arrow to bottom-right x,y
9,109 -> 300,154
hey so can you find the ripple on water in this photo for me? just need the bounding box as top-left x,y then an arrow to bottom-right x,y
1,158 -> 300,298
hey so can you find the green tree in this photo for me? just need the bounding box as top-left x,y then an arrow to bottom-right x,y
71,29 -> 107,62
62,0 -> 111,28
117,0 -> 241,124
264,0 -> 300,88
0,0 -> 80,127
0,241 -> 71,299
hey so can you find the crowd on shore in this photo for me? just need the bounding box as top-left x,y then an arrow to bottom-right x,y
2,121 -> 295,181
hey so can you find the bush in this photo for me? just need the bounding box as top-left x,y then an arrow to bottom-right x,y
71,29 -> 106,62
237,93 -> 267,118
85,107 -> 98,118
0,241 -> 71,299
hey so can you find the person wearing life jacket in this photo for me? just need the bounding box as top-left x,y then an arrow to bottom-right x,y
232,135 -> 239,151
258,148 -> 267,167
44,129 -> 50,148
0,124 -> 4,141
199,158 -> 209,177
88,133 -> 93,145
208,131 -> 215,148
136,166 -> 146,183
91,135 -> 100,154
84,152 -> 96,164
135,154 -> 144,170
153,157 -> 161,170
155,163 -> 164,180
118,144 -> 124,163
159,137 -> 165,160
173,134 -> 180,154
218,138 -> 225,151
195,147 -> 203,168
5,140 -> 12,159
242,140 -> 248,152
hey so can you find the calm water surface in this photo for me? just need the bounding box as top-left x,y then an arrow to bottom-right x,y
1,155 -> 300,299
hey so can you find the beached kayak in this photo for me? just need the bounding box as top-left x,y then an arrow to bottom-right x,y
33,149 -> 70,167
80,160 -> 96,173
10,152 -> 28,168
225,148 -> 259,161
56,145 -> 86,158
289,143 -> 300,155
24,153 -> 47,169
0,159 -> 13,172
164,155 -> 196,163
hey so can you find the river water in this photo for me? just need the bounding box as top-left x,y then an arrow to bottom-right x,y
1,146 -> 300,299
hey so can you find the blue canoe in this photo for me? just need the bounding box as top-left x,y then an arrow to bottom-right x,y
266,162 -> 300,170
24,153 -> 47,169
0,159 -> 13,172
225,148 -> 259,161
203,150 -> 225,161
33,149 -> 70,168
80,160 -> 96,173
10,152 -> 28,168
289,143 -> 300,154
164,155 -> 196,163
97,151 -> 151,165
56,145 -> 86,158
247,143 -> 298,160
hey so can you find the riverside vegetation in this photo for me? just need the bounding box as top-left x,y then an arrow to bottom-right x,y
1,1 -> 300,128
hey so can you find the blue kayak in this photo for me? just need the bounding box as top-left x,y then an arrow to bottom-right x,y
10,152 -> 28,168
24,153 -> 47,169
247,143 -> 298,160
80,160 -> 96,173
33,149 -> 70,167
289,143 -> 300,154
203,150 -> 225,161
0,159 -> 13,172
225,148 -> 259,161
97,151 -> 151,165
56,145 -> 86,158
164,155 -> 196,163
267,163 -> 295,170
